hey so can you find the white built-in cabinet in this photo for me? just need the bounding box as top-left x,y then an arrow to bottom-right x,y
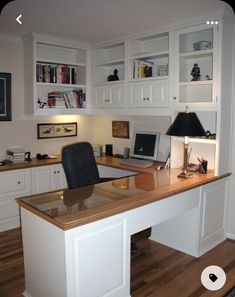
127,32 -> 170,108
92,32 -> 170,109
127,80 -> 169,108
173,24 -> 217,107
23,33 -> 90,115
94,83 -> 125,108
31,164 -> 67,194
0,169 -> 32,232
0,165 -> 67,232
151,178 -> 228,257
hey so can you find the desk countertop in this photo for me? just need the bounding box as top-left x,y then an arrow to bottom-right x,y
16,157 -> 230,230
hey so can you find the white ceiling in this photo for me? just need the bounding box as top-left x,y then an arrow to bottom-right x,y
0,0 -> 229,44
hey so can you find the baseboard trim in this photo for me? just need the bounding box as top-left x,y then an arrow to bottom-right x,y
226,232 -> 235,240
22,290 -> 32,297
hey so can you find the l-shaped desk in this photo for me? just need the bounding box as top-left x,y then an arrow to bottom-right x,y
17,156 -> 230,297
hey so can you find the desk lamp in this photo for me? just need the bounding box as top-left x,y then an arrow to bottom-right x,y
166,107 -> 206,178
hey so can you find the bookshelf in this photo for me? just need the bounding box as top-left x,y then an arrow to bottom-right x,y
92,41 -> 125,108
24,33 -> 89,115
129,32 -> 169,81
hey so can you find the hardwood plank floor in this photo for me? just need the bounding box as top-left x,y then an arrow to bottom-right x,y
0,228 -> 235,297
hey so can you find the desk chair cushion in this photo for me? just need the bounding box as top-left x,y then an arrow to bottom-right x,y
62,142 -> 101,189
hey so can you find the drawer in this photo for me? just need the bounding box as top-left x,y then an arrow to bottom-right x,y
0,169 -> 32,199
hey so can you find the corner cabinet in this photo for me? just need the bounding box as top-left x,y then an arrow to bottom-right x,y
173,24 -> 217,107
92,42 -> 126,108
23,33 -> 90,115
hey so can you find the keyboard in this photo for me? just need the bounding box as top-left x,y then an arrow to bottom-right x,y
120,158 -> 154,168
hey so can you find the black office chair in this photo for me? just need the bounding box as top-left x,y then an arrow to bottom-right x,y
62,141 -> 137,252
61,141 -> 112,189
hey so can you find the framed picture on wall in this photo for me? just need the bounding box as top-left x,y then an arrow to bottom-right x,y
0,73 -> 12,121
37,122 -> 77,139
112,121 -> 129,138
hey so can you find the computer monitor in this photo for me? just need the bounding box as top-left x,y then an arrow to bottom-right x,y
131,130 -> 160,161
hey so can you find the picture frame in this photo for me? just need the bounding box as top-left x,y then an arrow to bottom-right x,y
37,122 -> 77,139
0,73 -> 12,121
112,121 -> 129,139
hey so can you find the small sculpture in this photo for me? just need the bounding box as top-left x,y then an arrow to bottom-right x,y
37,99 -> 47,108
191,63 -> 201,81
107,69 -> 119,81
144,65 -> 152,77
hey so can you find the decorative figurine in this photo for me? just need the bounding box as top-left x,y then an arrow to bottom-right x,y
37,99 -> 47,108
107,69 -> 119,81
144,65 -> 152,77
191,63 -> 201,81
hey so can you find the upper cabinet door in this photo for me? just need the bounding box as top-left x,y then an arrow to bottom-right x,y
94,84 -> 125,108
127,80 -> 169,108
173,24 -> 217,107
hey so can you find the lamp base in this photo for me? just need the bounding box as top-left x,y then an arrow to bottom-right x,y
177,171 -> 193,179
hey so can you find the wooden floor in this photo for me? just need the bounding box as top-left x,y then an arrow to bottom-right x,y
0,228 -> 235,297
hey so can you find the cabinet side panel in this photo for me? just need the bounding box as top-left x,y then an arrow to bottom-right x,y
21,208 -> 67,297
65,219 -> 130,297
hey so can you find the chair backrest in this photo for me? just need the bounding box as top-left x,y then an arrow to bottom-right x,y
62,142 -> 100,189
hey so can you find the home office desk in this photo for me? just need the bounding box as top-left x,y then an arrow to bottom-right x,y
16,157 -> 230,297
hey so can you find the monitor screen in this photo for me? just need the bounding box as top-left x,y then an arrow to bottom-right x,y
131,131 -> 160,160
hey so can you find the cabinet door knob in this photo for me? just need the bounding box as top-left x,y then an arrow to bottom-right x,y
17,181 -> 21,184
53,171 -> 56,174
57,171 -> 60,173
173,96 -> 177,100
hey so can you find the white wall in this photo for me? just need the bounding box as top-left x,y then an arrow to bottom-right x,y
92,115 -> 171,162
0,38 -> 94,159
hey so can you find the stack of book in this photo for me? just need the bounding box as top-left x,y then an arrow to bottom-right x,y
47,89 -> 86,108
48,92 -> 66,108
36,63 -> 78,84
6,146 -> 25,164
132,60 -> 153,79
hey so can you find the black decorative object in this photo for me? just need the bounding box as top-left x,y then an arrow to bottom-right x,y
144,65 -> 152,77
0,72 -> 11,121
107,69 -> 119,81
37,99 -> 47,108
191,63 -> 201,81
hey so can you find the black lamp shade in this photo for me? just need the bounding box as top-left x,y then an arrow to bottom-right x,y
166,112 -> 206,137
